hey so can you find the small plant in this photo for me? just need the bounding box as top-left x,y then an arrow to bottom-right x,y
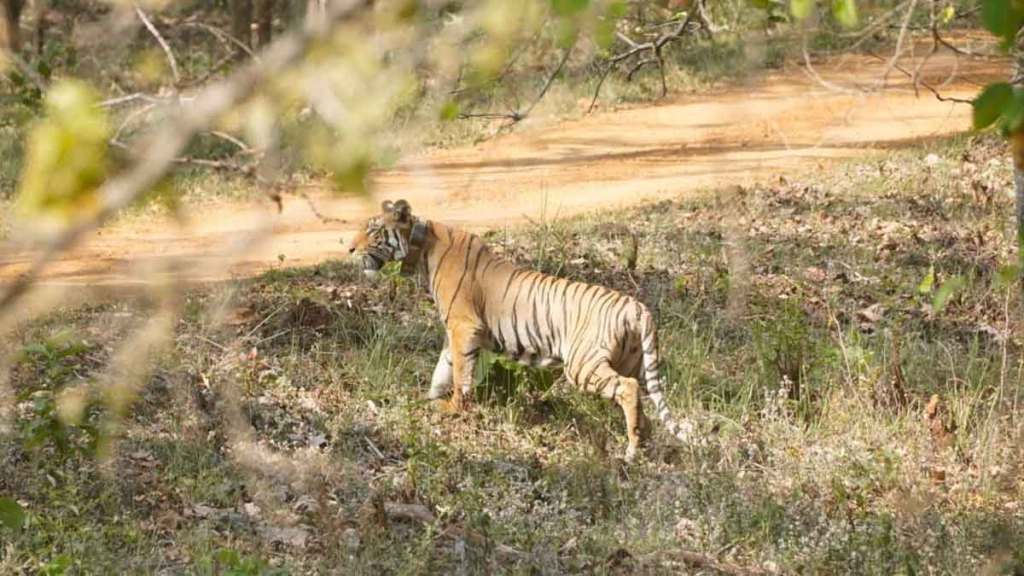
14,332 -> 101,455
475,351 -> 556,408
194,548 -> 287,576
0,497 -> 26,531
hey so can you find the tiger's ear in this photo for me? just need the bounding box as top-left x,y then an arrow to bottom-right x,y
392,199 -> 412,223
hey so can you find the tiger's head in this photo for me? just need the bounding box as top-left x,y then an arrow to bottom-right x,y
347,199 -> 417,278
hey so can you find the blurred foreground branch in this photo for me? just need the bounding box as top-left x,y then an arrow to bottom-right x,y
0,0 -> 372,316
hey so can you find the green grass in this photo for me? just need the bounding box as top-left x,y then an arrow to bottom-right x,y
2,134 -> 1024,574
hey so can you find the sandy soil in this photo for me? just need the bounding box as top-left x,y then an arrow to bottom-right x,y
0,46 -> 1008,293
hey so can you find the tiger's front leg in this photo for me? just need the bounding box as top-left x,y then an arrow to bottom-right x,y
427,344 -> 453,400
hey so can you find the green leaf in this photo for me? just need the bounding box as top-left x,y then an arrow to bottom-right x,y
550,0 -> 590,17
330,154 -> 372,195
556,18 -> 580,48
439,100 -> 460,121
214,548 -> 241,568
831,0 -> 858,28
791,0 -> 814,20
596,1 -> 627,49
982,0 -> 1024,41
973,82 -> 1013,129
1000,88 -> 1024,133
14,79 -> 110,229
932,276 -> 965,313
994,264 -> 1021,289
0,497 -> 25,530
940,4 -> 956,24
39,555 -> 72,576
918,265 -> 935,294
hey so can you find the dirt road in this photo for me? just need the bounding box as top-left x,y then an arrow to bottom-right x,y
0,47 -> 1007,290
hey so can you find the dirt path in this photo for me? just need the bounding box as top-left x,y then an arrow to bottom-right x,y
0,47 -> 1008,290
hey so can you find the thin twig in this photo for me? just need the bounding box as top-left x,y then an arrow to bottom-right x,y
134,2 -> 181,85
298,190 -> 347,225
867,51 -> 973,104
800,35 -> 864,95
879,0 -> 920,90
588,2 -> 711,113
209,130 -> 253,153
99,93 -> 170,108
459,42 -> 575,126
183,21 -> 262,62
521,43 -> 573,119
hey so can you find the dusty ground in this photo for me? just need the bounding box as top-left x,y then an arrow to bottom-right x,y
0,47 -> 1008,290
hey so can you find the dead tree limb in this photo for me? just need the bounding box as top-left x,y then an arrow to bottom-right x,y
0,0 -> 373,316
867,51 -> 973,104
134,2 -> 180,85
587,0 -> 714,113
458,42 -> 574,126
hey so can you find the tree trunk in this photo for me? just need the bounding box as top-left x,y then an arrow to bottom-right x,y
231,0 -> 253,51
0,0 -> 25,52
255,0 -> 275,48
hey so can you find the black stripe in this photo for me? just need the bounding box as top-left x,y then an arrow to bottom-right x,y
579,355 -> 606,386
443,236 -> 477,323
478,256 -> 496,279
523,301 -> 543,353
430,240 -> 457,297
509,275 -> 529,356
502,269 -> 522,302
573,346 -> 604,381
529,287 -> 545,353
542,278 -> 559,351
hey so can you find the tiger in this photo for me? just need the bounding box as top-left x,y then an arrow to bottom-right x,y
347,199 -> 694,460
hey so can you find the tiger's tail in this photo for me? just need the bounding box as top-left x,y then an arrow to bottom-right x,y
636,303 -> 696,444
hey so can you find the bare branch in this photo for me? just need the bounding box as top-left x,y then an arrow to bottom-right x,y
867,51 -> 974,104
298,190 -> 347,225
0,0 -> 373,315
521,43 -> 573,119
183,21 -> 262,62
800,34 -> 865,95
134,1 -> 180,85
588,1 -> 711,113
878,0 -> 920,90
458,42 -> 574,127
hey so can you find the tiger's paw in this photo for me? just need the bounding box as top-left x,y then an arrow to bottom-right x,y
433,398 -> 467,415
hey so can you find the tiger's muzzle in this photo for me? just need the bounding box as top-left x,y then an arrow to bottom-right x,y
358,244 -> 395,278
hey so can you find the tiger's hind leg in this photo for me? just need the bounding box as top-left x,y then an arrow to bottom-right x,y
437,324 -> 481,414
571,361 -> 646,461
